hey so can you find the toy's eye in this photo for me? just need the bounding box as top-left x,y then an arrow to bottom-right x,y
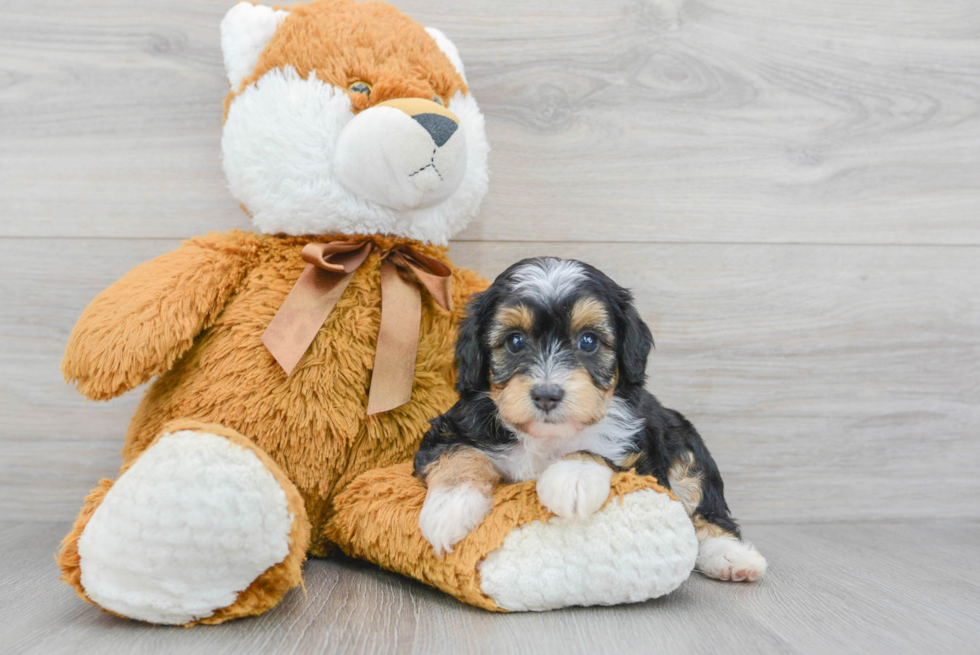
505,333 -> 526,354
432,95 -> 445,106
348,81 -> 372,96
578,333 -> 599,353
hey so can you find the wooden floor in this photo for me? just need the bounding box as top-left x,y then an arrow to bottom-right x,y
3,521 -> 978,654
2,0 -> 979,651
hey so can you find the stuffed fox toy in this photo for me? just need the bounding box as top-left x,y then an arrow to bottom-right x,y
56,0 -> 698,625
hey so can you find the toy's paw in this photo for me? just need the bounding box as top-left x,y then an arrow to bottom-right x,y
535,458 -> 613,521
479,487 -> 699,611
697,537 -> 767,582
419,486 -> 492,556
75,429 -> 296,624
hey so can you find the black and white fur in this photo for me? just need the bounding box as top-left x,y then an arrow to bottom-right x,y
414,257 -> 766,582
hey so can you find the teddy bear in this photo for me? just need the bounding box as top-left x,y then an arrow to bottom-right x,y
56,0 -> 698,625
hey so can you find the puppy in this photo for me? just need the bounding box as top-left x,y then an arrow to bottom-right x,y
414,257 -> 766,582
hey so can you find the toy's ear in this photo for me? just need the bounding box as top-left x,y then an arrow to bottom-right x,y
425,27 -> 467,84
221,2 -> 289,89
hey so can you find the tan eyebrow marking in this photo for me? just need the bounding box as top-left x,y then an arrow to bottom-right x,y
488,304 -> 534,344
570,297 -> 612,337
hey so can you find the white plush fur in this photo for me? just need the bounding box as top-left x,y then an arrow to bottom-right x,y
222,69 -> 488,245
76,430 -> 294,625
535,458 -> 613,521
220,3 -> 289,90
697,537 -> 768,582
479,489 -> 699,611
220,23 -> 490,245
219,4 -> 489,242
419,486 -> 493,556
425,27 -> 467,82
334,104 -> 468,211
495,397 -> 644,482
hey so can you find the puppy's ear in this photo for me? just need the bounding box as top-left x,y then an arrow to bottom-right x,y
615,288 -> 654,387
454,285 -> 500,395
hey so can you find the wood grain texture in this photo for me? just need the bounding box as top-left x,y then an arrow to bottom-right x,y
0,0 -> 978,242
2,239 -> 977,522
1,0 -> 979,646
2,521 -> 978,654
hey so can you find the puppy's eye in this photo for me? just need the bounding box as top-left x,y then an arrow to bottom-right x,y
348,81 -> 372,96
578,333 -> 599,353
505,333 -> 526,353
432,95 -> 445,106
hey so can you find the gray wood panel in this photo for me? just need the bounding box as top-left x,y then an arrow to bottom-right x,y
1,0 -> 978,243
3,238 -> 977,522
2,0 -> 979,648
3,521 -> 978,654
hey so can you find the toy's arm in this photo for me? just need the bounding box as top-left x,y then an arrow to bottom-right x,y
62,231 -> 256,401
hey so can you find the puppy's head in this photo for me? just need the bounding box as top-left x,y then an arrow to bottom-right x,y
456,258 -> 653,439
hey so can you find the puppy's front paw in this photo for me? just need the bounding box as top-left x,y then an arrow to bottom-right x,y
697,537 -> 767,582
419,486 -> 493,556
536,458 -> 613,521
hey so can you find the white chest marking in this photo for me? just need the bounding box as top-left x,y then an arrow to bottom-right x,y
492,398 -> 644,482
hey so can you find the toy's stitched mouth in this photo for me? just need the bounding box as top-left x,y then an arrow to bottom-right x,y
408,148 -> 443,181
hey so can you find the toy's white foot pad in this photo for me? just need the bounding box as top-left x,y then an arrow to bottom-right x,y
77,430 -> 294,624
479,489 -> 698,611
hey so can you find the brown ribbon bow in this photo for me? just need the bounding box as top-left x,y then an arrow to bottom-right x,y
261,241 -> 453,415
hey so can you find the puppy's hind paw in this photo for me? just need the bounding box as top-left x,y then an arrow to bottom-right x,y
419,485 -> 492,557
697,537 -> 767,582
536,458 -> 613,521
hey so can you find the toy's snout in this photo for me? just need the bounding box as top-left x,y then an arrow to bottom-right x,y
379,98 -> 459,147
334,97 -> 468,212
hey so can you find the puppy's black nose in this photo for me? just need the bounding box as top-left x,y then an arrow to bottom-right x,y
531,384 -> 564,412
413,113 -> 458,147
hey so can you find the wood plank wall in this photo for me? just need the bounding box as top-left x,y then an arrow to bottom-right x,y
1,0 -> 978,522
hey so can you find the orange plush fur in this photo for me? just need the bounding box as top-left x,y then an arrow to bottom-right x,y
61,232 -> 487,557
58,419 -> 312,625
327,463 -> 677,611
57,0 -> 494,624
225,0 -> 468,118
57,230 -> 487,622
57,0 -> 688,624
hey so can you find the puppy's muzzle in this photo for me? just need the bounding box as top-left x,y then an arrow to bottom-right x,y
531,383 -> 564,413
334,97 -> 467,212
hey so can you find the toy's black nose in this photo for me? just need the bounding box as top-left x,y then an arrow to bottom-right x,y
413,113 -> 458,147
531,384 -> 564,413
